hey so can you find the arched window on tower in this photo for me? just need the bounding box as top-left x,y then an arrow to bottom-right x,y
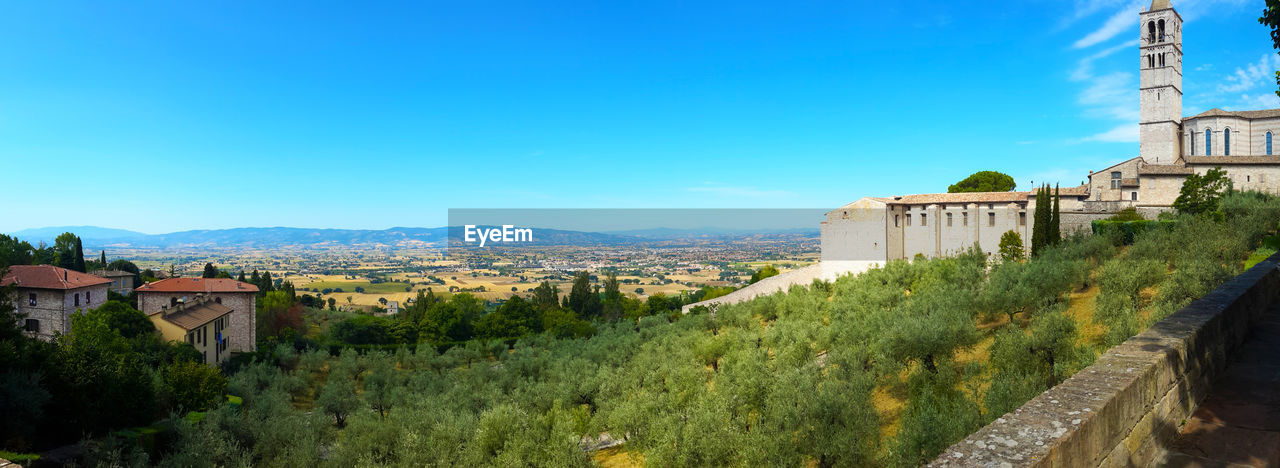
1148,21 -> 1156,43
1158,19 -> 1165,42
1148,54 -> 1155,68
1268,132 -> 1273,155
1225,127 -> 1231,155
1206,128 -> 1212,155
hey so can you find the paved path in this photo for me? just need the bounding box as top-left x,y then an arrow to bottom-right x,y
1158,308 -> 1280,467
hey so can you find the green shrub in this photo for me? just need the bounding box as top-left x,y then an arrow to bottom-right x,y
1091,219 -> 1176,245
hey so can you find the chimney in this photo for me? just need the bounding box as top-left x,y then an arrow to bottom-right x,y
64,271 -> 68,281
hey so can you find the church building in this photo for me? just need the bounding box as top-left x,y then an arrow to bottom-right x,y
820,0 -> 1280,277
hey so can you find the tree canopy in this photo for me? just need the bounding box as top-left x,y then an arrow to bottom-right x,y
947,171 -> 1016,193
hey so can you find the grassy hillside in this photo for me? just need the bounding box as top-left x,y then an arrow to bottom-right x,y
151,192 -> 1280,467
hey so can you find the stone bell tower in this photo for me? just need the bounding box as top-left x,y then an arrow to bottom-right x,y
1138,0 -> 1183,164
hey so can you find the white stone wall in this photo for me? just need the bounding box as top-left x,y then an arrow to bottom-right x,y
1185,116 -> 1280,157
1139,175 -> 1186,206
820,199 -> 888,262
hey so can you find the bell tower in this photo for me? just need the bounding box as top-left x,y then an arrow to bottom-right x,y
1138,0 -> 1183,164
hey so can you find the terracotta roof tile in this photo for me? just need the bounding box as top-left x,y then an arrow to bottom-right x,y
1185,155 -> 1280,165
1187,108 -> 1280,120
884,192 -> 1029,205
136,278 -> 259,294
2,265 -> 111,290
1138,163 -> 1195,175
156,297 -> 233,331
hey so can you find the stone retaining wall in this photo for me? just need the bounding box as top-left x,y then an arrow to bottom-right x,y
930,251 -> 1280,467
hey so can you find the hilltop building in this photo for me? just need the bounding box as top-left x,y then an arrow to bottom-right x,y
2,265 -> 110,341
820,0 -> 1280,274
135,278 -> 259,355
91,269 -> 137,295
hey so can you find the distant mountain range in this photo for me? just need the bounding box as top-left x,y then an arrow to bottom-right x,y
7,225 -> 818,249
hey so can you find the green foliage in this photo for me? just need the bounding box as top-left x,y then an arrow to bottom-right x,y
1173,167 -> 1232,216
1259,0 -> 1280,98
148,192 -> 1280,467
1108,207 -> 1144,222
160,360 -> 228,413
998,230 -> 1024,263
749,264 -> 780,284
1091,219 -> 1176,245
948,170 -> 1016,193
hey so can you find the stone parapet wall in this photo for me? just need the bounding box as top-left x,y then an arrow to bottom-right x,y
930,251 -> 1280,467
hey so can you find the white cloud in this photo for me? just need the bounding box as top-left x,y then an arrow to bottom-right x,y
1072,1 -> 1143,49
1072,39 -> 1139,81
1238,92 -> 1280,109
1217,55 -> 1280,94
1079,71 -> 1139,121
1082,124 -> 1139,142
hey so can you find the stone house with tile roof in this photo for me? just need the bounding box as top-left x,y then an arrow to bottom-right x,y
135,278 -> 259,355
148,294 -> 236,365
2,265 -> 111,341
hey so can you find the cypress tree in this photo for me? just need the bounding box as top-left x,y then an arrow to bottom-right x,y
250,270 -> 261,287
1050,184 -> 1062,246
73,237 -> 86,272
1031,185 -> 1049,256
99,251 -> 107,268
238,270 -> 247,282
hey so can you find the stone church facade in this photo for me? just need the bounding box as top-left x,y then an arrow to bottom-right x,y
821,0 -> 1280,273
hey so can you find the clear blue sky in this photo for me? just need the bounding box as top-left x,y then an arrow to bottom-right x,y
2,0 -> 1276,233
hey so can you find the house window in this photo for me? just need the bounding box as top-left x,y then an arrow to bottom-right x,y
171,297 -> 178,307
921,214 -> 927,226
1019,212 -> 1026,226
28,293 -> 36,306
1268,132 -> 1273,155
24,319 -> 38,332
1131,191 -> 1139,201
86,291 -> 91,303
946,212 -> 953,227
988,212 -> 996,227
963,212 -> 969,226
215,297 -> 222,304
905,214 -> 912,226
894,215 -> 900,227
1224,127 -> 1231,155
1206,128 -> 1212,155
74,293 -> 80,307
1111,171 -> 1122,189
987,204 -> 993,210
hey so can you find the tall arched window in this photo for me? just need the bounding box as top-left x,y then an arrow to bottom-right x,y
1225,127 -> 1231,155
1148,21 -> 1156,43
1269,132 -> 1273,155
1191,131 -> 1196,155
1158,19 -> 1165,42
1206,128 -> 1212,155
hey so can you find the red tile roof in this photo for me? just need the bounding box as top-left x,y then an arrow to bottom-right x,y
883,191 -> 1030,205
2,265 -> 112,290
158,297 -> 234,330
135,278 -> 259,294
